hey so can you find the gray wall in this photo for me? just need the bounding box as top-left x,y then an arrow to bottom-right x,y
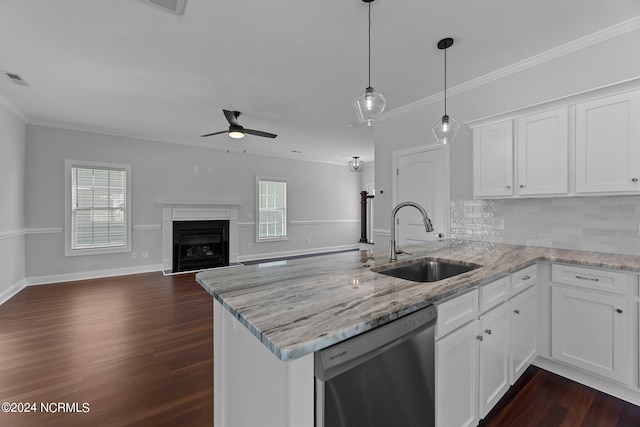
25,125 -> 361,281
0,103 -> 26,302
374,28 -> 640,253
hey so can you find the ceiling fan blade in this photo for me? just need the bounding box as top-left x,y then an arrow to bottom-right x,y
223,109 -> 240,126
244,129 -> 277,139
200,130 -> 228,137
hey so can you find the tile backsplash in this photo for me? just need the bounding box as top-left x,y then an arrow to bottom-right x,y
450,196 -> 640,256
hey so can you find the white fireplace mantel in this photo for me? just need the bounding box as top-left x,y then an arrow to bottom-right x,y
159,201 -> 242,272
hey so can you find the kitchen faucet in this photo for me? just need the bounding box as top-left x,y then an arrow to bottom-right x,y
389,201 -> 434,260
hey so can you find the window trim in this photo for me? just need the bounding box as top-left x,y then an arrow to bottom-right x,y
256,175 -> 289,243
64,159 -> 132,257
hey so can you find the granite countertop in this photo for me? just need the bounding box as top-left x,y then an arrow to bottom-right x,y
195,240 -> 640,361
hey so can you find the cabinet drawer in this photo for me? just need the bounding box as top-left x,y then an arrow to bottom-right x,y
510,264 -> 537,296
551,264 -> 628,295
436,289 -> 479,340
479,276 -> 509,313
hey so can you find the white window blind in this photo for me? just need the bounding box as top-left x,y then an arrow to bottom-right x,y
69,164 -> 128,251
257,178 -> 287,240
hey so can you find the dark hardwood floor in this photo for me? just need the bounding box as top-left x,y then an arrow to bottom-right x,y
481,366 -> 640,427
2,271 -> 640,426
0,272 -> 213,427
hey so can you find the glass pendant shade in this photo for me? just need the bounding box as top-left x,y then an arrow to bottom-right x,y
348,156 -> 365,172
432,114 -> 460,145
354,86 -> 386,126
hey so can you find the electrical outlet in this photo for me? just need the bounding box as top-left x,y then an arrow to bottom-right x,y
193,165 -> 199,173
131,251 -> 138,259
492,218 -> 505,230
207,167 -> 213,174
306,238 -> 311,245
247,243 -> 252,250
141,251 -> 149,259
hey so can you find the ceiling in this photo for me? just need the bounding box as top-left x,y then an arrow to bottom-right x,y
1,0 -> 640,165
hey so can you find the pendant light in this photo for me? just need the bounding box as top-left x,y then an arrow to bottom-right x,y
348,156 -> 365,172
353,0 -> 386,126
432,37 -> 459,144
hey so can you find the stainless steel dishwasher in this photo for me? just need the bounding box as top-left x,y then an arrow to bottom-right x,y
315,304 -> 436,427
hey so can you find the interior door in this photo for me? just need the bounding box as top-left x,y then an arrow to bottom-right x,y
395,146 -> 448,244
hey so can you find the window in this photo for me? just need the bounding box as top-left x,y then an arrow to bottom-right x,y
257,177 -> 288,241
65,160 -> 132,256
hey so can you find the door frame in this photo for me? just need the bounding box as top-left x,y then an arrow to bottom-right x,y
392,143 -> 451,239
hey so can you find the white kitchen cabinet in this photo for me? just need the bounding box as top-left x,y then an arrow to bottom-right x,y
516,107 -> 568,196
435,319 -> 479,427
473,120 -> 513,198
509,286 -> 537,384
477,302 -> 510,419
551,285 -> 628,383
575,90 -> 640,194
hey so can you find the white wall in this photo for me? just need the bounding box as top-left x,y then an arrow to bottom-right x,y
374,28 -> 640,251
0,103 -> 26,302
25,125 -> 361,282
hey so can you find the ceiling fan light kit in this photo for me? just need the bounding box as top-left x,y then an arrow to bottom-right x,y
353,0 -> 386,126
201,110 -> 277,140
432,37 -> 460,144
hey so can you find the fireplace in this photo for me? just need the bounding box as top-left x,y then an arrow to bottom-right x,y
172,220 -> 229,272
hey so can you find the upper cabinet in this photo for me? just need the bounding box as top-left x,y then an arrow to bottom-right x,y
517,107 -> 568,196
575,91 -> 640,194
471,86 -> 640,199
473,120 -> 513,198
472,107 -> 568,198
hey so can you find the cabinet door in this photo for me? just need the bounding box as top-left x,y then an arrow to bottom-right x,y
473,120 -> 513,198
551,286 -> 628,383
509,286 -> 537,384
435,320 -> 478,427
575,90 -> 640,193
516,107 -> 568,195
478,303 -> 509,419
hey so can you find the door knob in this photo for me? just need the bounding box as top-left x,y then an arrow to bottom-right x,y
476,335 -> 484,341
632,178 -> 638,183
616,308 -> 623,314
485,329 -> 492,335
513,309 -> 520,314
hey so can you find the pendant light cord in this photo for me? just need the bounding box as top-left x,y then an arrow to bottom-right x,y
443,46 -> 447,116
368,2 -> 371,88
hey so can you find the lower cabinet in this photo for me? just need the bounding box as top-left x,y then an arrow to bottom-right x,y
551,285 -> 628,383
478,303 -> 509,419
435,319 -> 479,427
510,286 -> 537,383
435,271 -> 537,427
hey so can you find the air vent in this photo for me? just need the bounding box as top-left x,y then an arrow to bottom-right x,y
5,72 -> 30,87
144,0 -> 186,15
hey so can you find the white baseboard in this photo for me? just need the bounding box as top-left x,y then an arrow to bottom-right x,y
533,356 -> 640,406
237,244 -> 360,263
26,264 -> 164,286
0,279 -> 26,305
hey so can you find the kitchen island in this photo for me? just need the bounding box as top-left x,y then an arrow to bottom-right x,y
196,240 -> 640,426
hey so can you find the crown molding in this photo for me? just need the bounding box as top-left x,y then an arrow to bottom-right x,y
0,94 -> 29,123
379,15 -> 640,121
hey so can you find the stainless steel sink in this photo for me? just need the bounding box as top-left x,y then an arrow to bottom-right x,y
374,259 -> 480,282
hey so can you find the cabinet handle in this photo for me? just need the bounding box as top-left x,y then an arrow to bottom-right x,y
575,275 -> 599,282
616,308 -> 623,314
476,335 -> 484,341
521,275 -> 531,281
632,178 -> 638,183
484,329 -> 492,335
514,309 -> 520,314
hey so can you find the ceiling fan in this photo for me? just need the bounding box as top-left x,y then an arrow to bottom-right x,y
201,110 -> 277,139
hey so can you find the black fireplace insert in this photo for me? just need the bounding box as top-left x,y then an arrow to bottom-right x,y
173,220 -> 229,272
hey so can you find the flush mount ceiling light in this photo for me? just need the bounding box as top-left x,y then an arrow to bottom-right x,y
348,156 -> 365,172
353,0 -> 386,126
432,37 -> 460,145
